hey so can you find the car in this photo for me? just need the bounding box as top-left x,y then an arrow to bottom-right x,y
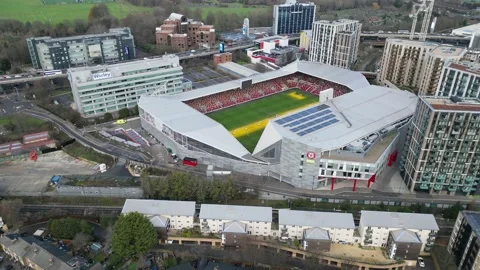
418,257 -> 425,267
0,256 -> 3,263
14,75 -> 21,78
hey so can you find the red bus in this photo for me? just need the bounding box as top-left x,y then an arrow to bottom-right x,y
182,157 -> 198,167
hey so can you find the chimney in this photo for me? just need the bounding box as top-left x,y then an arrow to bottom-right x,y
34,248 -> 39,254
49,258 -> 54,265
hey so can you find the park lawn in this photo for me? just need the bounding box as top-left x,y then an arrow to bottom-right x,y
0,0 -> 151,23
198,4 -> 270,18
207,89 -> 318,152
0,115 -> 44,126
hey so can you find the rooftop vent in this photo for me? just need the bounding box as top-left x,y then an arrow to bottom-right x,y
450,96 -> 462,103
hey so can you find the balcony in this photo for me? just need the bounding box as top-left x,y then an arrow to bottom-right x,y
419,183 -> 430,190
364,239 -> 373,245
447,185 -> 457,192
462,186 -> 473,193
366,228 -> 373,234
433,184 -> 443,191
437,174 -> 446,181
466,176 -> 476,182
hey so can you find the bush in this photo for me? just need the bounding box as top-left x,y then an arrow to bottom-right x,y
47,218 -> 93,239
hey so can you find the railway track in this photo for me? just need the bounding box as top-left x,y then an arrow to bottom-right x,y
20,204 -> 122,215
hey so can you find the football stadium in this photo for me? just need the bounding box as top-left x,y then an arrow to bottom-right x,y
139,61 -> 418,190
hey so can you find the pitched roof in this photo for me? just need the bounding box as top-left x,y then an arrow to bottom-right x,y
390,229 -> 422,243
279,209 -> 355,229
200,204 -> 272,223
149,215 -> 169,228
122,199 -> 195,217
360,211 -> 439,230
303,227 -> 330,240
222,221 -> 247,233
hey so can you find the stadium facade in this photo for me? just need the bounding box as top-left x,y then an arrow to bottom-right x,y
139,61 -> 417,190
27,28 -> 135,70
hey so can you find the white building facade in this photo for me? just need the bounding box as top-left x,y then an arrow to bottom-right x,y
278,209 -> 355,243
200,204 -> 272,236
121,199 -> 195,230
308,19 -> 361,69
435,61 -> 480,98
68,55 -> 184,117
359,211 -> 438,252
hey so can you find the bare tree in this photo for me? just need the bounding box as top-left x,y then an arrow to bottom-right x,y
72,233 -> 93,251
0,199 -> 24,230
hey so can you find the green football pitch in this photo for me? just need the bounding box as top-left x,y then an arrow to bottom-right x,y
207,89 -> 318,153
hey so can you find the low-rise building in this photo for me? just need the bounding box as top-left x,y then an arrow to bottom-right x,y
278,209 -> 355,245
448,211 -> 480,270
121,199 -> 196,234
0,235 -> 90,270
303,227 -> 331,252
200,204 -> 272,237
221,221 -> 248,247
386,229 -> 423,265
359,211 -> 438,252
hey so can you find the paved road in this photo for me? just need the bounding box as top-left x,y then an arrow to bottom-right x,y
22,107 -> 151,163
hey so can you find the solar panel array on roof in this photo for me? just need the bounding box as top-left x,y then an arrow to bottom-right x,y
284,110 -> 332,127
291,114 -> 336,132
275,104 -> 330,125
298,118 -> 339,136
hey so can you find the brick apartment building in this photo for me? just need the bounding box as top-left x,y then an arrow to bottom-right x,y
156,13 -> 216,52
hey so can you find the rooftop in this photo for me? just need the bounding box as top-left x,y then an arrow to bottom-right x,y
28,28 -> 131,43
447,61 -> 480,76
360,211 -> 439,231
430,46 -> 466,58
223,221 -> 248,233
279,209 -> 355,229
386,38 -> 438,48
200,204 -> 272,222
390,229 -> 422,243
303,227 -> 331,240
462,211 -> 480,239
422,96 -> 480,112
121,199 -> 195,217
67,55 -> 181,84
218,62 -> 260,77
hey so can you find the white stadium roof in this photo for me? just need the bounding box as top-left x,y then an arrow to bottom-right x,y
139,61 -> 417,160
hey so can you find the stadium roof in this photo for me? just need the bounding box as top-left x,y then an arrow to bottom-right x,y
139,61 -> 416,158
360,211 -> 439,231
200,204 -> 272,222
121,199 -> 195,217
279,209 -> 355,229
254,84 -> 417,153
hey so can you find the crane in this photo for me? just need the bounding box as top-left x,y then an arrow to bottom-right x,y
409,0 -> 435,41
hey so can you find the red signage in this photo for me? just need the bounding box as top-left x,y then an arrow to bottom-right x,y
306,152 -> 316,160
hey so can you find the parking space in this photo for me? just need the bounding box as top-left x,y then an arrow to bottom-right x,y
0,151 -> 97,196
184,66 -> 236,89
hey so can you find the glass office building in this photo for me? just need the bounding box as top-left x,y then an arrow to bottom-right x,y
272,0 -> 316,35
68,55 -> 184,117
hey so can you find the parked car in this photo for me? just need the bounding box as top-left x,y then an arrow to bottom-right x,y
418,257 -> 425,267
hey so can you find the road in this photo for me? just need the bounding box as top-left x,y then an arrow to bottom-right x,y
22,106 -> 151,163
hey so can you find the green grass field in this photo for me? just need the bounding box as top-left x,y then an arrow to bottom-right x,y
198,5 -> 270,18
207,89 -> 318,152
0,0 -> 150,23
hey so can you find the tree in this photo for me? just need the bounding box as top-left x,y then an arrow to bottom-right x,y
47,218 -> 93,239
293,238 -> 300,248
0,199 -> 23,229
103,112 -> 113,122
193,8 -> 203,21
0,58 -> 11,73
443,202 -> 463,220
118,108 -> 130,119
393,0 -> 402,8
205,11 -> 216,25
72,232 -> 92,250
88,4 -> 112,22
112,212 -> 157,259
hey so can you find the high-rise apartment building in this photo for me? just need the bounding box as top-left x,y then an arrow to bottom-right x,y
68,55 -> 184,117
378,39 -> 466,93
378,39 -> 436,89
419,46 -> 466,95
27,28 -> 135,71
308,19 -> 361,70
435,62 -> 480,98
272,0 -> 316,35
448,211 -> 480,270
400,96 -> 480,195
155,13 -> 215,52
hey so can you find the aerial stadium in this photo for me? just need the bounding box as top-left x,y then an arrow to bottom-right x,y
139,61 -> 418,190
